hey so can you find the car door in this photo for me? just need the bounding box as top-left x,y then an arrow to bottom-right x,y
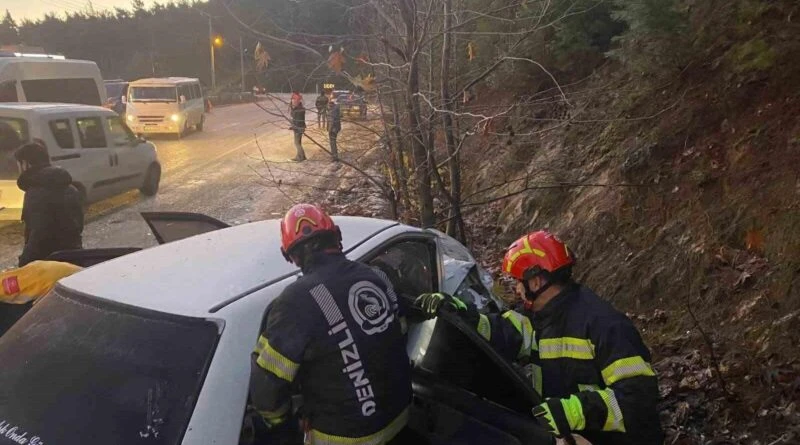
361,235 -> 554,445
140,212 -> 231,244
104,114 -> 146,190
74,115 -> 118,201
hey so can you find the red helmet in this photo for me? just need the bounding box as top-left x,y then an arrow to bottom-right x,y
280,203 -> 340,259
502,230 -> 574,281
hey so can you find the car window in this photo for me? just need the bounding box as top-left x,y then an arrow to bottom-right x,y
0,118 -> 28,180
192,84 -> 202,99
106,116 -> 135,146
48,119 -> 76,149
367,239 -> 437,298
76,116 -> 107,148
20,78 -> 102,106
179,85 -> 191,101
0,289 -> 219,445
0,80 -> 18,102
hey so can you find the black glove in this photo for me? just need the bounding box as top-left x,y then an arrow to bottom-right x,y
414,292 -> 468,318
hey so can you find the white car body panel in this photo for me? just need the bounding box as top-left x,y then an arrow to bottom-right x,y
56,216 -> 458,444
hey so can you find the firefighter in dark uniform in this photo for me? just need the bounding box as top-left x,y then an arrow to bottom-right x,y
416,230 -> 664,445
249,204 -> 412,445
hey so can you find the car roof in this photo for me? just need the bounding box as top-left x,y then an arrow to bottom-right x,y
60,217 -> 402,317
130,77 -> 199,86
0,103 -> 111,114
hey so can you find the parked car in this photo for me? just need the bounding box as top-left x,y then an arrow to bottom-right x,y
0,212 -> 553,445
0,103 -> 161,220
333,89 -> 367,120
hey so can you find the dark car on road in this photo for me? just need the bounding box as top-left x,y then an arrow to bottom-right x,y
103,79 -> 128,116
333,89 -> 367,120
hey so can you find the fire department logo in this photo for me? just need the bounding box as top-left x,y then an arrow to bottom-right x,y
348,281 -> 393,335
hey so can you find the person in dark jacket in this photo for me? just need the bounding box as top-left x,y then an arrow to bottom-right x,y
315,91 -> 329,129
14,143 -> 84,267
416,230 -> 664,445
250,204 -> 412,444
290,96 -> 307,162
328,98 -> 341,161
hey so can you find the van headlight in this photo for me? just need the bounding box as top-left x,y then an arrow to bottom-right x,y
170,113 -> 181,122
127,114 -> 135,122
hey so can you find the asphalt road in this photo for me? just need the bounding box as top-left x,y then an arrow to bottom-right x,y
0,95 -> 331,268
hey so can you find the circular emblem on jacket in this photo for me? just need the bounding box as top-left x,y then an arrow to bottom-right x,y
348,281 -> 393,335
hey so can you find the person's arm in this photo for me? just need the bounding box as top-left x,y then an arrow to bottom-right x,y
249,291 -> 310,428
415,293 -> 527,363
536,317 -> 661,441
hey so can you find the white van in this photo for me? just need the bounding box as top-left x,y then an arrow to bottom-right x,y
0,54 -> 106,106
125,77 -> 205,137
0,103 -> 160,220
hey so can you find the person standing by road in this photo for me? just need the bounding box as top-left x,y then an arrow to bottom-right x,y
416,230 -> 664,445
328,98 -> 341,162
14,142 -> 84,267
249,204 -> 412,444
290,94 -> 307,162
315,91 -> 329,129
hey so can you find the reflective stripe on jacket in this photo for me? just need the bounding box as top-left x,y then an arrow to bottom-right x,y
476,284 -> 664,445
250,253 -> 411,443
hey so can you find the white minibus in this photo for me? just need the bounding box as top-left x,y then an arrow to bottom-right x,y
125,77 -> 205,138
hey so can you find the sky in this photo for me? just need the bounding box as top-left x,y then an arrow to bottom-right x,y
5,0 -> 159,22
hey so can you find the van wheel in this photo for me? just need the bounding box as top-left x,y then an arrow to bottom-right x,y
140,164 -> 161,196
196,116 -> 204,132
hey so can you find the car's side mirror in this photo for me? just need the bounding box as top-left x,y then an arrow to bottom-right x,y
180,95 -> 187,104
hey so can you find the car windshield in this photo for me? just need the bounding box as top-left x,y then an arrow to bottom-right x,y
105,82 -> 127,99
0,288 -> 220,445
130,86 -> 177,102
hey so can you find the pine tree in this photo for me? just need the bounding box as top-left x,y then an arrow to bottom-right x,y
0,10 -> 19,45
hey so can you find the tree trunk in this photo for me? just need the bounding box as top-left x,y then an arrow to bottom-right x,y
400,0 -> 435,227
441,0 -> 465,242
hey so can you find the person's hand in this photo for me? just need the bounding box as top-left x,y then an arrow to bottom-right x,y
414,292 -> 467,318
532,397 -> 584,445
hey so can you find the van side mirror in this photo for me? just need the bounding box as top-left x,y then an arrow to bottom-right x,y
180,95 -> 187,104
121,96 -> 127,104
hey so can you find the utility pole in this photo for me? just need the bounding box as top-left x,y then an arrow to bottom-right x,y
240,35 -> 245,92
208,17 -> 216,91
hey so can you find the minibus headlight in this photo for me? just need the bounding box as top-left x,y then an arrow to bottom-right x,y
127,114 -> 135,122
170,113 -> 181,122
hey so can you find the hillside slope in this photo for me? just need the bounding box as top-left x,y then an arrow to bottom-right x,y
457,2 -> 799,443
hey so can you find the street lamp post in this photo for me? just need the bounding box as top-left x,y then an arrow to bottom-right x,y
208,18 -> 215,91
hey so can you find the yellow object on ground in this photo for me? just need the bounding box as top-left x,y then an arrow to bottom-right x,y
1,261 -> 82,304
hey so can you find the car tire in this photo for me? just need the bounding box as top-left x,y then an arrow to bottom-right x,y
140,163 -> 161,197
196,116 -> 204,132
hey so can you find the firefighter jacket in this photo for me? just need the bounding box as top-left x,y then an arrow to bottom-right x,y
475,283 -> 664,445
250,252 -> 411,444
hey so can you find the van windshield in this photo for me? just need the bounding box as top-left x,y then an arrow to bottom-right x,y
130,86 -> 177,102
0,288 -> 220,445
